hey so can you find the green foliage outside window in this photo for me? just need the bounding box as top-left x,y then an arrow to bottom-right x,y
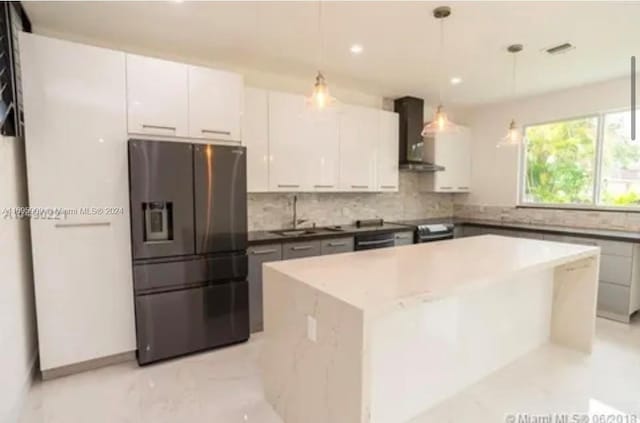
524,117 -> 597,204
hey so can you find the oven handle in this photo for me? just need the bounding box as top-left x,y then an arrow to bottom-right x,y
418,233 -> 453,242
356,238 -> 395,247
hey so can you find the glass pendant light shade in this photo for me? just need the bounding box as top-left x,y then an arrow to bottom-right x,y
421,105 -> 457,136
498,119 -> 522,147
308,71 -> 334,110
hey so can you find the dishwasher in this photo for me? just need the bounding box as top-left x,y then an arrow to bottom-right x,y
354,232 -> 396,251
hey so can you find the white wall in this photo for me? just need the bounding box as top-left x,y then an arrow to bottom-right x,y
0,136 -> 37,423
462,76 -> 632,206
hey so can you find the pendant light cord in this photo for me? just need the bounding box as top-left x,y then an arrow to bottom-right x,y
438,17 -> 444,105
317,0 -> 324,73
512,51 -> 517,97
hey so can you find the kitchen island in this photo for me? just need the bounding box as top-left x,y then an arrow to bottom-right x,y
260,235 -> 600,423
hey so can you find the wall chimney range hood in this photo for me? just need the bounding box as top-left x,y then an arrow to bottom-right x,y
394,96 -> 445,172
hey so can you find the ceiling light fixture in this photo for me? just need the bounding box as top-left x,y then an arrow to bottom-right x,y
308,0 -> 335,110
350,44 -> 363,55
450,77 -> 462,85
499,43 -> 524,147
422,6 -> 457,136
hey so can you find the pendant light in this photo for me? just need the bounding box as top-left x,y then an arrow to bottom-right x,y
499,44 -> 524,147
308,0 -> 335,110
422,6 -> 457,136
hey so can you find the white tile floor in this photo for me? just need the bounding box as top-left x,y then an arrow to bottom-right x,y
20,316 -> 640,423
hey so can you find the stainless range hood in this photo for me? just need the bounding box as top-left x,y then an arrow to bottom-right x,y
394,96 -> 445,172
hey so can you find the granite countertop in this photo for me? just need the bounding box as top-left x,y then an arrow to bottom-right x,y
456,218 -> 640,243
248,222 -> 420,246
248,216 -> 640,246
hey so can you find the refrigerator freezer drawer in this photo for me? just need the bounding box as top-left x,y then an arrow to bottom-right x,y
135,280 -> 249,364
133,253 -> 248,293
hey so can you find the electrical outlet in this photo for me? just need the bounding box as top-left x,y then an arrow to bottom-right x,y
307,315 -> 317,342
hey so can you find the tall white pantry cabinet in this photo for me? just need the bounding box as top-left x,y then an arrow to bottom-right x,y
21,33 -> 136,372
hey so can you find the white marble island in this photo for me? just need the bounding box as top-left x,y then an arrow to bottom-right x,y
260,235 -> 600,423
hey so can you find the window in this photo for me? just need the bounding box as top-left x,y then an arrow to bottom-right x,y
521,110 -> 640,209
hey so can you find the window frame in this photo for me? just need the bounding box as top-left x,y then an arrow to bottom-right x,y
518,108 -> 640,212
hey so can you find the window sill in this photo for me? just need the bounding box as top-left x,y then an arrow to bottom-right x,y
517,204 -> 640,214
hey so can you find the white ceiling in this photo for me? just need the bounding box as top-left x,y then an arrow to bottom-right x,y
23,1 -> 640,106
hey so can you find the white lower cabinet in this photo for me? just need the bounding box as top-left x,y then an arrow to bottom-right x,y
21,33 -> 136,371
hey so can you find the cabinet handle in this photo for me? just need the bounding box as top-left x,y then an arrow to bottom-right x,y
291,245 -> 313,251
278,184 -> 300,188
314,184 -> 334,188
357,239 -> 394,247
380,185 -> 396,189
351,185 -> 369,189
55,222 -> 111,228
201,129 -> 231,136
142,124 -> 176,132
439,186 -> 453,190
328,242 -> 347,247
395,234 -> 410,239
457,186 -> 469,190
251,249 -> 277,255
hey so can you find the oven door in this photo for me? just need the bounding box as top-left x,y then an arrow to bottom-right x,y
354,233 -> 395,250
418,232 -> 454,243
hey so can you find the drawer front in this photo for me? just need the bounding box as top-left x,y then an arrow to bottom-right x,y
321,237 -> 354,255
600,254 -> 632,286
135,281 -> 249,364
597,281 -> 631,317
393,231 -> 414,246
283,240 -> 322,260
248,244 -> 282,333
596,239 -> 633,257
462,226 -> 486,237
517,231 -> 544,240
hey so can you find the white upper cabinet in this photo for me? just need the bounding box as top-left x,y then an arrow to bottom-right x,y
244,87 -> 269,192
188,65 -> 243,142
339,105 -> 378,191
268,91 -> 310,191
126,54 -> 189,137
377,110 -> 399,191
304,108 -> 340,190
423,126 -> 472,192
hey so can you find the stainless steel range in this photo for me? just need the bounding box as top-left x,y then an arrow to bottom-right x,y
391,219 -> 455,243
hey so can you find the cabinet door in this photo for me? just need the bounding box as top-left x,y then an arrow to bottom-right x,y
244,87 -> 270,192
248,244 -> 282,332
268,91 -> 309,191
283,240 -> 322,259
305,108 -> 340,190
321,237 -> 354,255
188,65 -> 243,142
126,54 -> 188,137
339,105 -> 378,191
394,231 -> 414,246
597,281 -> 631,321
428,126 -> 471,192
378,111 -> 399,191
21,33 -> 135,370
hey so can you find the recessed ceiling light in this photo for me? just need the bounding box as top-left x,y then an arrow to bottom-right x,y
450,77 -> 462,85
350,44 -> 363,55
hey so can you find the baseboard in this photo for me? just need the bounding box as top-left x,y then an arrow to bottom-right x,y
41,351 -> 135,381
6,350 -> 38,423
597,309 -> 630,323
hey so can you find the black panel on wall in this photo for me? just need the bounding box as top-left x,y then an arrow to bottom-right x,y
0,1 -> 31,137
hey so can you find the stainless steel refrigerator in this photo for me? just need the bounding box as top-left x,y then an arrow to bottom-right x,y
128,139 -> 249,365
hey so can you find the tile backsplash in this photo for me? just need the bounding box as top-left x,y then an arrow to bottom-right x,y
455,204 -> 640,232
248,172 -> 454,231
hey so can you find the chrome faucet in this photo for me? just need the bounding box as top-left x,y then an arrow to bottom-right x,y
292,195 -> 308,229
